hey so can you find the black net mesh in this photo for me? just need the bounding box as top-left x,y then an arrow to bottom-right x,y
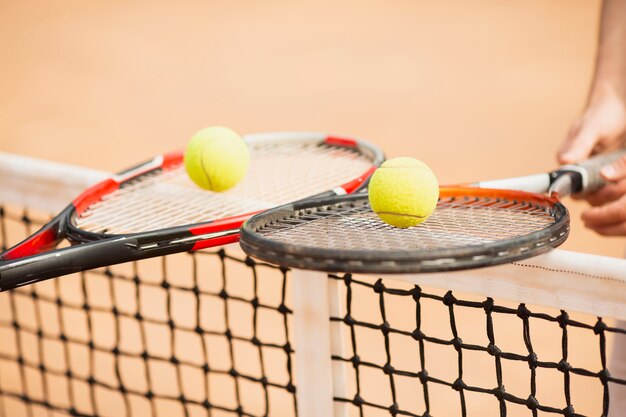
0,204 -> 297,417
2,203 -> 626,417
327,273 -> 626,417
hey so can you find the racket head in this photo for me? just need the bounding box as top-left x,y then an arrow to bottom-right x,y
239,189 -> 570,273
2,132 -> 383,260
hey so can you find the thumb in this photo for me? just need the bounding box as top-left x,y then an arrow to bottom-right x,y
558,125 -> 599,164
601,154 -> 626,181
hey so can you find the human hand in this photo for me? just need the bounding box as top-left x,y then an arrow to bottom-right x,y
581,154 -> 626,235
558,85 -> 626,165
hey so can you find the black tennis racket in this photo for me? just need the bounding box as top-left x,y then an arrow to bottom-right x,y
240,149 -> 626,273
0,132 -> 383,290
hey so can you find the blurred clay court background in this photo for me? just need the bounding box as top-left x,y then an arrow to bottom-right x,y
2,3 -> 626,417
0,0 -> 623,259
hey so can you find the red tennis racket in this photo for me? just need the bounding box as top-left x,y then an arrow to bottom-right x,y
0,132 -> 383,291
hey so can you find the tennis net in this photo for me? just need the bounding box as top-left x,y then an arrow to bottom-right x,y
0,152 -> 625,417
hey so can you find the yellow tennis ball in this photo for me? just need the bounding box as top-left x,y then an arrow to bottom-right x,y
368,157 -> 439,228
184,126 -> 250,192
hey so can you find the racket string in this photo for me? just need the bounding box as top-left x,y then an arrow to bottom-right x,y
74,142 -> 374,234
255,196 -> 558,252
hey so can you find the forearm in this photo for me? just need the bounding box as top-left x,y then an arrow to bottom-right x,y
591,0 -> 626,98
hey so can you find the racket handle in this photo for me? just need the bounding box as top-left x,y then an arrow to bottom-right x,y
575,148 -> 626,194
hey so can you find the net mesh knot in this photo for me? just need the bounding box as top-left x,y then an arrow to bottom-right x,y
443,291 -> 457,306
493,385 -> 506,400
599,369 -> 611,384
487,343 -> 501,357
383,363 -> 395,375
557,311 -> 570,328
516,304 -> 531,320
412,329 -> 425,341
417,370 -> 429,384
452,378 -> 466,392
525,395 -> 539,410
351,355 -> 361,367
594,319 -> 608,335
557,359 -> 572,373
373,279 -> 385,293
562,405 -> 576,417
411,286 -> 422,301
452,337 -> 463,351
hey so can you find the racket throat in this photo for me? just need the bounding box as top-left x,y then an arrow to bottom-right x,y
134,229 -> 240,251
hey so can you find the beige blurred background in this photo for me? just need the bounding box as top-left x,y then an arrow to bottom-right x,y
1,3 -> 624,417
0,0 -> 622,258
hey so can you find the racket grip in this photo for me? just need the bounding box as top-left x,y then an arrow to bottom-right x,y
573,148 -> 626,194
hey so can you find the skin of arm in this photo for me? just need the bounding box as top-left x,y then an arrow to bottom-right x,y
559,0 -> 626,236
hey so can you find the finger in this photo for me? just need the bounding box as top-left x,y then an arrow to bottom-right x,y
600,154 -> 626,181
584,179 -> 626,206
558,125 -> 600,164
557,121 -> 583,164
585,222 -> 626,236
581,196 -> 626,227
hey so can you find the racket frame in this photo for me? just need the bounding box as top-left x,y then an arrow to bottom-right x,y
240,190 -> 570,274
0,132 -> 383,290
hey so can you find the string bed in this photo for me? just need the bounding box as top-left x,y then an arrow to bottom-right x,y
75,142 -> 373,235
253,196 -> 559,251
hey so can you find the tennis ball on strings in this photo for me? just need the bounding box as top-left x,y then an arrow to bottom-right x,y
184,126 -> 250,192
368,157 -> 439,228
